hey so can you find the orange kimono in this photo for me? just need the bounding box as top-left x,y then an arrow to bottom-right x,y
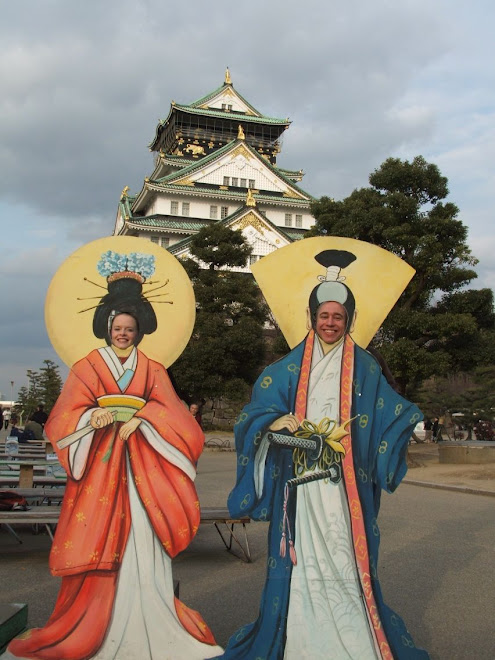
9,347 -> 220,660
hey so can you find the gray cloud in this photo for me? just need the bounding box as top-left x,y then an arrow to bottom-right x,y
0,0 -> 493,398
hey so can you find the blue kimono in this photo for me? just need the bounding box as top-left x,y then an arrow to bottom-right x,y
220,336 -> 429,660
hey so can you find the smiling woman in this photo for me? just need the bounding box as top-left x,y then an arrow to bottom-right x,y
110,313 -> 138,350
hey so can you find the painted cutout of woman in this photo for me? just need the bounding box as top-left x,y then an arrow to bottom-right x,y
219,239 -> 429,660
6,237 -> 222,660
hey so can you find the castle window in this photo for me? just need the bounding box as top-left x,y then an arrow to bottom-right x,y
231,177 -> 238,187
223,176 -> 230,186
285,213 -> 293,227
295,214 -> 303,228
182,202 -> 190,217
210,205 -> 218,219
249,179 -> 255,188
221,206 -> 229,219
240,178 -> 247,188
150,235 -> 169,247
170,201 -> 179,215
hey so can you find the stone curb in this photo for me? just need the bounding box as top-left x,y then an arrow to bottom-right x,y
403,479 -> 495,498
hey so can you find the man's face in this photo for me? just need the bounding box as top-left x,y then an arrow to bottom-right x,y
190,404 -> 199,415
111,314 -> 138,349
315,301 -> 347,345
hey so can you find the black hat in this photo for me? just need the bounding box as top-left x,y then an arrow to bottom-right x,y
308,250 -> 356,331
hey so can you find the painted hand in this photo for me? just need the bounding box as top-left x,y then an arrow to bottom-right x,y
119,417 -> 142,442
268,414 -> 300,434
90,409 -> 115,429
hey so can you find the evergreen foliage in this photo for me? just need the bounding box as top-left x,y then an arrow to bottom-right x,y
417,367 -> 495,439
171,224 -> 267,402
309,155 -> 492,394
16,359 -> 63,419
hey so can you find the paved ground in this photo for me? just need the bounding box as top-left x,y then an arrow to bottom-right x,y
1,431 -> 494,658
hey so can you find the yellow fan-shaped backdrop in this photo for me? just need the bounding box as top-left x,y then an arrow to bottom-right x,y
252,237 -> 415,349
45,236 -> 195,368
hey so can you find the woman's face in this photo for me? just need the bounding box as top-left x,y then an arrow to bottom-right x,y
111,314 -> 138,349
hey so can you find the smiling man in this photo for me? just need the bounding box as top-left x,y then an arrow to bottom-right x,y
220,249 -> 428,660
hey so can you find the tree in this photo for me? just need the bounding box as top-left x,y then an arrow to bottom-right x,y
16,359 -> 63,420
39,360 -> 63,412
309,155 -> 487,394
417,366 -> 495,440
171,224 -> 267,403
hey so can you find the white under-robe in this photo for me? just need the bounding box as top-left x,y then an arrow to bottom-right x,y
92,458 -> 222,660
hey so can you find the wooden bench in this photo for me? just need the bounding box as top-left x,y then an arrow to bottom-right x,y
0,506 -> 60,543
199,508 -> 251,562
0,502 -> 251,561
0,475 -> 67,488
0,488 -> 65,543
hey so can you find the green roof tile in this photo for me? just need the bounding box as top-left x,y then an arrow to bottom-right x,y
128,216 -> 212,231
174,103 -> 288,125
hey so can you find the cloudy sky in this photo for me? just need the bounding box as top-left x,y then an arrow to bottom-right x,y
0,0 -> 493,400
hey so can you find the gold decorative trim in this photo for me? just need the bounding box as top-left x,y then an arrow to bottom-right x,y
184,144 -> 205,156
233,211 -> 267,235
231,144 -> 252,160
225,67 -> 232,85
283,188 -> 304,199
175,178 -> 195,186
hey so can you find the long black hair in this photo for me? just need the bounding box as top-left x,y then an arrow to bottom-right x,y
92,276 -> 157,346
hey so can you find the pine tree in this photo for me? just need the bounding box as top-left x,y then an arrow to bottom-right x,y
171,224 -> 267,402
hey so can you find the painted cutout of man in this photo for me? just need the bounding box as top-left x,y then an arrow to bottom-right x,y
7,251 -> 222,660
219,250 -> 429,660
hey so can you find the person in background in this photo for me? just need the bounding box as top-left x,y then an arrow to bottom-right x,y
189,402 -> 202,429
424,418 -> 433,443
432,417 -> 440,442
3,408 -> 11,429
8,415 -> 21,439
31,404 -> 48,428
24,416 -> 45,440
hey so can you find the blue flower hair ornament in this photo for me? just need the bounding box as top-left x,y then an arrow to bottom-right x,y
93,251 -> 158,346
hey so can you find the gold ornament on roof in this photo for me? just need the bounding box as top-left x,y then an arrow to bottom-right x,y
231,144 -> 251,160
120,186 -> 130,199
225,67 -> 232,85
246,189 -> 256,207
235,212 -> 266,235
237,125 -> 245,140
283,188 -> 304,199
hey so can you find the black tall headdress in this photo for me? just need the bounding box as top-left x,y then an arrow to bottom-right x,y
309,250 -> 357,331
92,251 -> 158,346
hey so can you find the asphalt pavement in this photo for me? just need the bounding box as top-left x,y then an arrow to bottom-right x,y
1,433 -> 494,659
